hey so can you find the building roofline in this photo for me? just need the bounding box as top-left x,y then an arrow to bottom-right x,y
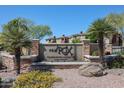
46,32 -> 87,41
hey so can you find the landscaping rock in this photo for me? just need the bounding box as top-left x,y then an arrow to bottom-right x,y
2,77 -> 15,83
0,77 -> 16,88
78,63 -> 105,77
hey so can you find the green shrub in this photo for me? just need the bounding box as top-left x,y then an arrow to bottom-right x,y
85,33 -> 97,43
91,50 -> 99,56
72,38 -> 81,43
107,56 -> 124,69
13,71 -> 61,88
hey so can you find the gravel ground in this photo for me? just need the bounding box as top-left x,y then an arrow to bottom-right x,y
0,67 -> 29,79
52,69 -> 124,88
0,70 -> 16,79
0,68 -> 124,88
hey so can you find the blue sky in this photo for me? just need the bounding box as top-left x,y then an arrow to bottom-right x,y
0,5 -> 124,42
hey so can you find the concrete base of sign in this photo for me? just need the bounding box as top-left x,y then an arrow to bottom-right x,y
84,55 -> 100,62
31,62 -> 90,70
32,61 -> 90,65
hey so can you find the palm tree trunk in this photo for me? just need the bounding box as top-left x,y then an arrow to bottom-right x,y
38,43 -> 41,62
98,32 -> 104,66
15,48 -> 21,75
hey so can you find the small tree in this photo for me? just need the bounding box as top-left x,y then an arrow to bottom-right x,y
29,25 -> 52,61
72,38 -> 81,43
86,33 -> 98,43
0,18 -> 31,75
87,19 -> 116,65
30,25 -> 52,41
105,13 -> 124,45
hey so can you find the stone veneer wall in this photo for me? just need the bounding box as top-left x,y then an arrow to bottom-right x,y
1,38 -> 113,70
90,43 -> 99,55
105,44 -> 112,53
1,53 -> 15,70
1,39 -> 40,70
31,39 -> 40,55
90,43 -> 112,55
83,39 -> 90,55
1,52 -> 38,70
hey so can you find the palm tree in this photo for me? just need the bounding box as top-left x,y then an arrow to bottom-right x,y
87,19 -> 116,66
0,18 -> 31,75
105,13 -> 124,45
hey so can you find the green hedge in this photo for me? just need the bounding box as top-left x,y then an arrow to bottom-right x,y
13,71 -> 61,88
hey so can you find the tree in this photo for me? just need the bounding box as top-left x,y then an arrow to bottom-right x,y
0,18 -> 32,75
105,13 -> 124,44
85,32 -> 98,43
72,38 -> 81,43
87,19 -> 116,65
29,25 -> 52,61
30,25 -> 52,41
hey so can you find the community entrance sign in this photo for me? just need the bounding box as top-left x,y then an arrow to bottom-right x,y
40,43 -> 84,62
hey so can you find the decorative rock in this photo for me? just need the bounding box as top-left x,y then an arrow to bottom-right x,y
2,77 -> 15,83
78,63 -> 105,77
0,77 -> 16,88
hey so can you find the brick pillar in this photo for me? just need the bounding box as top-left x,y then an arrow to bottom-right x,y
31,39 -> 40,55
83,39 -> 90,55
105,44 -> 112,54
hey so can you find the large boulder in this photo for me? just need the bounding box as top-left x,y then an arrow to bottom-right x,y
78,63 -> 105,77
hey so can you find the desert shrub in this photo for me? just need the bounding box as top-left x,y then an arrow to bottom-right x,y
107,56 -> 124,69
91,50 -> 99,56
72,38 -> 81,43
13,71 -> 61,88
